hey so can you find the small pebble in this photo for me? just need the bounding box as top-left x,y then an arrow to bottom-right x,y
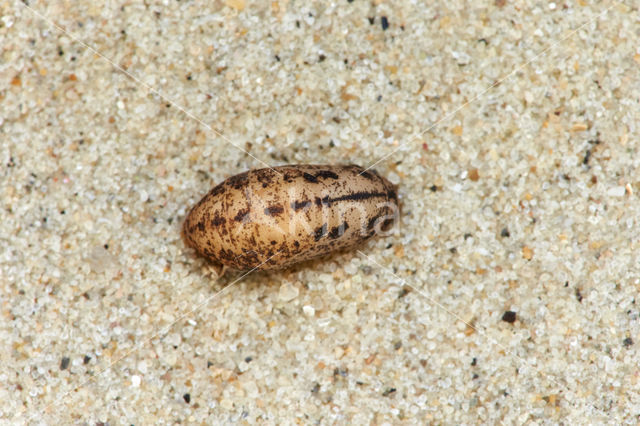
607,186 -> 626,197
60,357 -> 70,370
502,311 -> 517,323
381,16 -> 389,30
131,375 -> 141,387
382,387 -> 396,396
279,282 -> 299,302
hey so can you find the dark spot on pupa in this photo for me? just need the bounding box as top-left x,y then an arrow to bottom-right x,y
209,184 -> 225,197
218,248 -> 235,261
239,249 -> 260,267
226,172 -> 249,190
380,217 -> 394,232
360,170 -> 377,181
291,200 -> 312,211
197,221 -> 205,231
367,215 -> 381,231
256,169 -> 276,185
315,195 -> 331,207
234,208 -> 250,223
329,222 -> 349,239
303,172 -> 318,183
282,170 -> 297,183
264,205 -> 284,216
315,170 -> 339,180
294,241 -> 300,248
314,224 -> 328,241
328,191 -> 387,203
211,214 -> 225,227
271,240 -> 277,245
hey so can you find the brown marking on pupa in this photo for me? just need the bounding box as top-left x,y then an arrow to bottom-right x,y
314,195 -> 331,207
226,172 -> 249,190
329,222 -> 349,239
360,170 -> 377,181
314,223 -> 328,241
234,208 -> 250,223
380,217 -> 395,232
291,200 -> 312,211
367,215 -> 381,231
211,213 -> 226,227
209,184 -> 226,197
303,172 -> 318,183
315,170 -> 339,180
264,205 -> 284,216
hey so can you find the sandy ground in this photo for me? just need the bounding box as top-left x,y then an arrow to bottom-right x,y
2,0 -> 640,423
